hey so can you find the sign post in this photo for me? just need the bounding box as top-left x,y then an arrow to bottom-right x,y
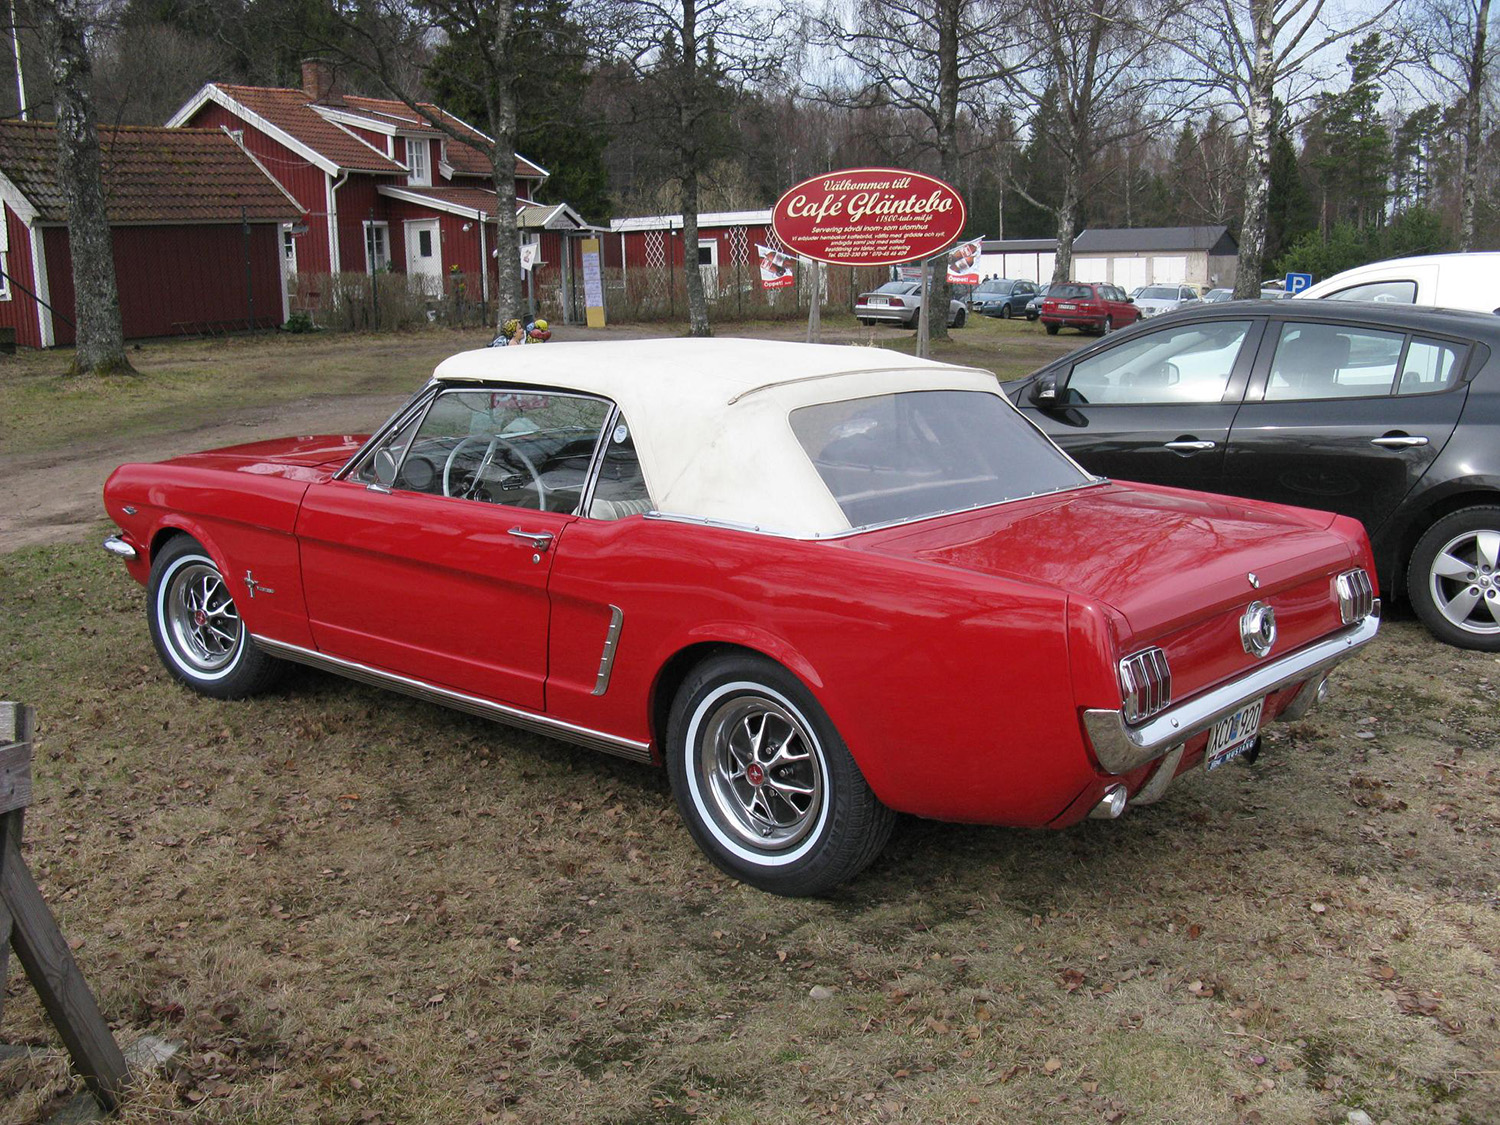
1285,271 -> 1313,295
771,168 -> 967,354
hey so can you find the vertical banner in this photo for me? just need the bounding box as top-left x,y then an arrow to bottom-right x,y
945,237 -> 984,286
581,237 -> 606,328
757,245 -> 796,289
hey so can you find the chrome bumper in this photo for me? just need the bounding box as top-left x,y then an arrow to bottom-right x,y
1083,609 -> 1380,775
102,534 -> 137,560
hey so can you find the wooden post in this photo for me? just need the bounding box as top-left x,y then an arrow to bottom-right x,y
0,702 -> 131,1110
806,261 -> 822,343
916,257 -> 932,359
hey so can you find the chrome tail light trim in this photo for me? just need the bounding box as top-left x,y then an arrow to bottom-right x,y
1334,568 -> 1375,624
1119,646 -> 1172,723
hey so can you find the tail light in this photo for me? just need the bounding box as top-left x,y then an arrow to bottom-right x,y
888,297 -> 905,307
1334,568 -> 1375,623
1119,646 -> 1172,723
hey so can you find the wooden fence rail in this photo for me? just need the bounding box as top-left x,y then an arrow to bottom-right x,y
1,701 -> 131,1111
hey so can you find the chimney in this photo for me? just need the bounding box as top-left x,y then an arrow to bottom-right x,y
301,58 -> 342,105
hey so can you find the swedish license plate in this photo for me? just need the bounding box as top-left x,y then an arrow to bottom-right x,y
869,297 -> 888,306
1205,697 -> 1264,771
1058,303 -> 1077,310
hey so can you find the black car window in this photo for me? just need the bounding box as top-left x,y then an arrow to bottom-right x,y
1398,338 -> 1464,395
384,389 -> 610,510
1326,279 -> 1418,305
1066,321 -> 1253,405
1265,323 -> 1403,400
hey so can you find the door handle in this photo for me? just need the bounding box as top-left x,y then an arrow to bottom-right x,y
1370,435 -> 1428,449
1164,440 -> 1217,452
508,527 -> 554,551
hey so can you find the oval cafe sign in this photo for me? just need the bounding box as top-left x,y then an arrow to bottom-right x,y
771,168 -> 967,266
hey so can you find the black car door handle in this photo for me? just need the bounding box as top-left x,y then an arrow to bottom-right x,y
1164,440 -> 1217,452
1370,434 -> 1429,449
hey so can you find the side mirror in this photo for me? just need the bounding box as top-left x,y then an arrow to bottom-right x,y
373,448 -> 398,487
1030,373 -> 1062,407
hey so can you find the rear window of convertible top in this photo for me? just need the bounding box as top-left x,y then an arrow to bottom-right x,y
790,390 -> 1091,529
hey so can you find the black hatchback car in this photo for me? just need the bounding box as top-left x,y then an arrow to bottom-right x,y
1004,301 -> 1500,650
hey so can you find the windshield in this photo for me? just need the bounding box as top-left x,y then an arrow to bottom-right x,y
790,390 -> 1092,529
1049,284 -> 1091,299
1139,287 -> 1179,300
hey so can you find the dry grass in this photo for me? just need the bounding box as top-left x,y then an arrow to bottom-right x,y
2,321 -> 1496,1123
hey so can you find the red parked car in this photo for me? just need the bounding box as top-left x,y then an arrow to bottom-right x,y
1041,282 -> 1142,335
103,340 -> 1379,895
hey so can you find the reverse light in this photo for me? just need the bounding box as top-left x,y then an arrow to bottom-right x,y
1119,646 -> 1172,724
1334,568 -> 1375,624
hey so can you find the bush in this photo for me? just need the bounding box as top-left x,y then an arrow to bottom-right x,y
1274,207 -> 1454,280
282,310 -> 316,334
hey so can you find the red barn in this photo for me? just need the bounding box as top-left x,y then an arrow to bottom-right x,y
167,61 -> 588,305
0,121 -> 298,347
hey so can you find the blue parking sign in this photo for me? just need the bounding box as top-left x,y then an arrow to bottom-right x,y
1285,271 -> 1313,295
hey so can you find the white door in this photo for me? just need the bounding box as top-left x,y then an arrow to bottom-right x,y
1074,256 -> 1108,283
405,220 -> 442,295
1112,257 -> 1148,291
1153,255 -> 1187,284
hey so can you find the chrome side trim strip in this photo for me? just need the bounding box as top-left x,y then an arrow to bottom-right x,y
251,635 -> 652,763
1083,611 -> 1380,775
103,534 -> 138,560
591,606 -> 624,697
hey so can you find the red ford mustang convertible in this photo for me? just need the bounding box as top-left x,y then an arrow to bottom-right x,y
103,340 -> 1380,895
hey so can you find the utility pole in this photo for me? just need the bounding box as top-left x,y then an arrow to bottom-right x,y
9,0 -> 25,120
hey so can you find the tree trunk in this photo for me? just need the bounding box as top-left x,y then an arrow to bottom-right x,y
488,0 -> 525,326
929,0 -> 962,342
1233,4 -> 1275,298
45,0 -> 131,375
1051,177 -> 1080,285
679,0 -> 711,337
1459,0 -> 1491,250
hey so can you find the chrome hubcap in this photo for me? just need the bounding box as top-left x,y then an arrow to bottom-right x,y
1430,529 -> 1500,634
698,695 -> 824,851
166,563 -> 242,670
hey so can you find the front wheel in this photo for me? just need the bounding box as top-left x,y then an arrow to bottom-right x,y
952,308 -> 967,328
148,536 -> 285,698
1408,506 -> 1500,650
667,654 -> 895,896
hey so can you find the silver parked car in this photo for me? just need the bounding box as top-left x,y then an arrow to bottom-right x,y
856,281 -> 967,328
1133,284 -> 1202,318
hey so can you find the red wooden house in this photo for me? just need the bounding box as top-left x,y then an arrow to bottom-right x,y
0,121 -> 298,347
606,210 -> 775,297
167,61 -> 589,306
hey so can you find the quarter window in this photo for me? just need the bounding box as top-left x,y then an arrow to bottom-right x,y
588,416 -> 653,519
1065,321 -> 1253,405
1398,338 -> 1463,395
1326,279 -> 1418,305
1265,323 -> 1403,399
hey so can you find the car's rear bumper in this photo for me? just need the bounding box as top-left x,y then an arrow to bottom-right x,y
1082,608 -> 1380,775
1041,315 -> 1104,329
855,306 -> 912,323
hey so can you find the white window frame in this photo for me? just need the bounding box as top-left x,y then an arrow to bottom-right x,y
281,224 -> 298,275
0,215 -> 10,301
406,137 -> 430,186
364,221 -> 391,273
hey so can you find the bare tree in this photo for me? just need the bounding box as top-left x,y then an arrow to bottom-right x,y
814,0 -> 1024,339
330,0 -> 528,326
1159,0 -> 1400,297
1010,0 -> 1177,284
1408,0 -> 1495,248
35,0 -> 132,374
598,0 -> 781,337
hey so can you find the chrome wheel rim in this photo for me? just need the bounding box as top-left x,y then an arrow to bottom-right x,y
1429,529 -> 1500,634
698,694 -> 825,852
165,562 -> 243,671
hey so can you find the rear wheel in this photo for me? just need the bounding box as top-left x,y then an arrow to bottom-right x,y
1408,507 -> 1500,650
1045,323 -> 1060,336
148,536 -> 285,698
1102,316 -> 1115,335
858,318 -> 875,326
667,654 -> 895,896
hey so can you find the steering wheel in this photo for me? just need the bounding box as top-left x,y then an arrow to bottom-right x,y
441,434 -> 548,509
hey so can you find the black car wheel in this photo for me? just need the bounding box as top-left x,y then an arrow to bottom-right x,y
858,318 -> 875,326
998,304 -> 1011,319
1408,507 -> 1500,650
148,535 -> 285,698
1045,323 -> 1059,335
1102,316 -> 1115,335
667,653 -> 895,896
952,308 -> 967,328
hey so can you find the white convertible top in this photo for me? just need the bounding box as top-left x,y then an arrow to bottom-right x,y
432,338 -> 1006,537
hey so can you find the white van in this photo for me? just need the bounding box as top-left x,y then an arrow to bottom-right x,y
1294,252 -> 1500,314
